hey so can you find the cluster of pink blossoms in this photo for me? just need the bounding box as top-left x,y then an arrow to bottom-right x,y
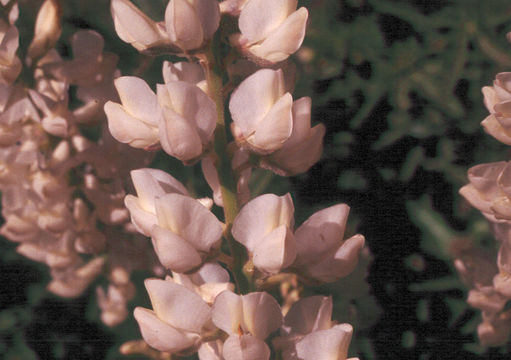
0,0 -> 163,326
459,38 -> 511,345
0,0 -> 367,358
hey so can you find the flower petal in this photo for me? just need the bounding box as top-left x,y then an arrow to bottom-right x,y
144,278 -> 211,333
223,335 -> 270,360
134,307 -> 199,352
232,193 -> 294,252
155,193 -> 222,252
151,225 -> 202,273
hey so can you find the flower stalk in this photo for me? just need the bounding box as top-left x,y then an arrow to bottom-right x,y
201,32 -> 250,294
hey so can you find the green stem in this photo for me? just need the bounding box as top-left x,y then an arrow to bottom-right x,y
201,38 -> 250,294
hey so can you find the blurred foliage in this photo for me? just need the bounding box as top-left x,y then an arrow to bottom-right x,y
5,0 -> 511,359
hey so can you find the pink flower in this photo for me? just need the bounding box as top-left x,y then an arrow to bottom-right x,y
234,0 -> 308,64
212,291 -> 282,360
229,69 -> 293,155
157,80 -> 216,162
151,193 -> 223,273
293,204 -> 365,283
134,278 -> 211,353
110,0 -> 169,52
260,97 -> 325,176
232,193 -> 296,274
104,76 -> 160,150
124,168 -> 189,236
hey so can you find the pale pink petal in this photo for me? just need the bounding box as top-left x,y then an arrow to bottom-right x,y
283,296 -> 332,336
192,262 -> 231,284
482,114 -> 511,145
165,0 -> 204,50
295,324 -> 353,360
223,335 -> 270,360
201,156 -> 223,207
155,193 -> 223,252
249,7 -> 308,63
194,0 -> 220,39
145,278 -> 211,333
198,340 -> 223,360
305,234 -> 365,283
124,195 -> 158,236
114,76 -> 159,125
483,86 -> 498,113
264,123 -> 325,176
229,69 -> 285,135
238,0 -> 297,44
241,292 -> 283,340
104,101 -> 159,148
250,92 -> 293,153
111,0 -> 168,51
151,226 -> 202,272
232,193 -> 294,252
160,81 -> 216,144
159,106 -> 203,161
131,168 -> 188,212
212,290 -> 244,335
252,225 -> 296,274
134,307 -> 199,352
294,204 -> 350,265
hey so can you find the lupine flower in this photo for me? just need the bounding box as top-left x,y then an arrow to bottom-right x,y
459,161 -> 511,222
151,193 -> 223,273
110,0 -> 169,52
232,193 -> 296,274
293,204 -> 365,283
134,278 -> 211,353
212,291 -> 282,359
157,80 -> 217,162
295,324 -> 357,360
233,0 -> 308,63
165,0 -> 220,51
124,168 -> 189,236
275,296 -> 358,360
482,72 -> 511,145
260,96 -> 325,176
104,76 -> 160,150
229,69 -> 293,154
